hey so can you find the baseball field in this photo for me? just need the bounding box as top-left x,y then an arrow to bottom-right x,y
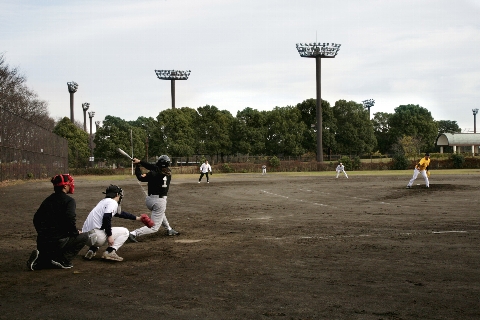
1,171 -> 479,319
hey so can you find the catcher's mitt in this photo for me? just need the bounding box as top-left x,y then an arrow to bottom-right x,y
140,214 -> 155,228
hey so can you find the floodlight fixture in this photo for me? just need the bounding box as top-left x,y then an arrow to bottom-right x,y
296,41 -> 341,162
155,69 -> 191,109
67,81 -> 79,123
155,70 -> 191,80
362,99 -> 375,119
296,43 -> 341,58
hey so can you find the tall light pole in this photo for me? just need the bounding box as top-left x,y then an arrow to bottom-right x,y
95,120 -> 101,131
88,111 -> 95,167
473,108 -> 479,133
296,42 -> 341,162
362,99 -> 375,119
82,103 -> 90,132
67,81 -> 78,123
155,70 -> 191,109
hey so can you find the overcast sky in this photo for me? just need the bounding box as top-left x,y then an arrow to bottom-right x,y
2,0 -> 480,132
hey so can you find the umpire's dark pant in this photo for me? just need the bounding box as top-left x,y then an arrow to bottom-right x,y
36,233 -> 89,267
199,172 -> 209,182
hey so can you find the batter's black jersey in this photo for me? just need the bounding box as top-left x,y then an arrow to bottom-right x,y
135,160 -> 171,197
33,192 -> 79,240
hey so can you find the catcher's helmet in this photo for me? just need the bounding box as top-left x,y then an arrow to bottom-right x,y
103,184 -> 124,202
51,174 -> 75,194
156,155 -> 171,168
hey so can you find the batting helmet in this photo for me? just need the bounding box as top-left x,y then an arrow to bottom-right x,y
156,155 -> 171,168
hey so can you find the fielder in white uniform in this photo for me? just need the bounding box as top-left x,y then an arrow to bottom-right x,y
262,165 -> 267,175
198,160 -> 212,183
82,185 -> 142,262
336,163 -> 348,179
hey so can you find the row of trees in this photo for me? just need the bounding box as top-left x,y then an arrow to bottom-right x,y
51,99 -> 461,168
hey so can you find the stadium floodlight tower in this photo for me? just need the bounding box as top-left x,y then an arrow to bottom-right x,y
155,70 -> 191,109
82,103 -> 90,132
296,42 -> 341,162
473,109 -> 479,133
67,81 -> 79,123
362,99 -> 375,119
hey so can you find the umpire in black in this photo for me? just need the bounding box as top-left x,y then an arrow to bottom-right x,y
27,174 -> 89,270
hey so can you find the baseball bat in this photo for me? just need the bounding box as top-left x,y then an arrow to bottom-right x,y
117,148 -> 133,161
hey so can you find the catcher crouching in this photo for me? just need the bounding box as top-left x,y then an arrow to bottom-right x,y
81,185 -> 154,262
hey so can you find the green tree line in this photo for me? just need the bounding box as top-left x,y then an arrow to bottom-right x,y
52,99 -> 461,168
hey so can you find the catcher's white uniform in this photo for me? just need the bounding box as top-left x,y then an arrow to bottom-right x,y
82,198 -> 130,252
336,163 -> 348,178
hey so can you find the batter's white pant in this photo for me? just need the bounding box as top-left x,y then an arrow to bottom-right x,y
131,195 -> 171,237
407,168 -> 429,187
262,168 -> 266,175
89,227 -> 129,251
336,170 -> 348,178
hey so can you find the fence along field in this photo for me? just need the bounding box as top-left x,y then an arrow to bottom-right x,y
0,106 -> 68,182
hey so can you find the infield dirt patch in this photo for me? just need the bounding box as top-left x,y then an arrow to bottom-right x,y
1,172 -> 479,319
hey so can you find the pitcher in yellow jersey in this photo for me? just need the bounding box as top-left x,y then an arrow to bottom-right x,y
406,153 -> 431,188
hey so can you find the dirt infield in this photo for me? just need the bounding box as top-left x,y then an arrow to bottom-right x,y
1,172 -> 479,319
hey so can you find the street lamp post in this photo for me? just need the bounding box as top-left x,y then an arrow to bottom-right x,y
82,103 -> 90,132
88,111 -> 95,167
473,109 -> 479,133
362,99 -> 375,119
67,81 -> 78,123
155,70 -> 191,109
296,42 -> 341,162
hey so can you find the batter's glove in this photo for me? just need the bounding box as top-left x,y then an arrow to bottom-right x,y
209,171 -> 213,175
140,214 -> 155,228
427,171 -> 431,178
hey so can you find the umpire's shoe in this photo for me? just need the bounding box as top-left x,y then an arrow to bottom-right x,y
51,259 -> 73,269
168,229 -> 179,236
27,250 -> 39,271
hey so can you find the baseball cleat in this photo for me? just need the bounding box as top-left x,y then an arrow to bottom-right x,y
102,251 -> 123,261
27,250 -> 39,271
406,186 -> 411,189
128,233 -> 138,243
84,250 -> 96,260
167,229 -> 179,236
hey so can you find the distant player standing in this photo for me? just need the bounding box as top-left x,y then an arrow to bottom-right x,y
262,165 -> 267,175
335,162 -> 348,179
406,153 -> 431,188
198,160 -> 212,183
